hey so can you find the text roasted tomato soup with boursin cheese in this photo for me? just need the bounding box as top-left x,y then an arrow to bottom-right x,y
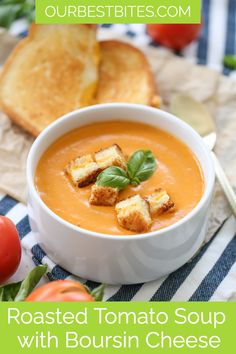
35,121 -> 204,235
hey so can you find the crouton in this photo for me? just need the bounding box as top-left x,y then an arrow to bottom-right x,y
95,144 -> 126,170
89,184 -> 119,206
115,194 -> 152,233
66,154 -> 101,187
146,188 -> 174,216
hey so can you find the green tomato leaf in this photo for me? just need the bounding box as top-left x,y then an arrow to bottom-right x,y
127,150 -> 157,184
90,284 -> 106,301
0,265 -> 47,302
223,55 -> 236,70
96,166 -> 130,190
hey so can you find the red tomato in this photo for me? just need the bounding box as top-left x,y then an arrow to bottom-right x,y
147,24 -> 202,50
0,216 -> 21,284
26,280 -> 95,302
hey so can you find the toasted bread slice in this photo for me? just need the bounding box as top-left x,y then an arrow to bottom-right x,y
95,40 -> 160,107
115,194 -> 152,233
89,185 -> 119,206
0,24 -> 99,136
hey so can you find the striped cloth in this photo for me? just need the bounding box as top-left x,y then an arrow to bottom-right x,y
1,193 -> 236,301
1,0 -> 236,300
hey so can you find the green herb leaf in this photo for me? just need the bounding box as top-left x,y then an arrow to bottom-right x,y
96,166 -> 130,190
0,4 -> 21,28
223,55 -> 236,70
90,284 -> 106,301
127,150 -> 157,185
0,265 -> 47,302
0,281 -> 21,301
0,0 -> 35,28
15,265 -> 47,301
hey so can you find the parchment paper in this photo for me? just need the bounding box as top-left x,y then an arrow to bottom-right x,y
0,28 -> 235,240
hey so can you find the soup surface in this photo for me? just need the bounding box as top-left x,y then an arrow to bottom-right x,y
35,120 -> 204,235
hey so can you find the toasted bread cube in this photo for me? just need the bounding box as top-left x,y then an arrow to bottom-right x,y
95,144 -> 126,170
115,194 -> 152,233
146,188 -> 174,216
66,154 -> 101,187
89,184 -> 119,206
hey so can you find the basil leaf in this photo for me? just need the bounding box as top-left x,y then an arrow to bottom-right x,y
15,264 -> 47,301
0,0 -> 35,28
0,281 -> 21,301
0,265 -> 47,302
223,55 -> 236,70
0,4 -> 22,28
127,150 -> 157,185
0,0 -> 26,4
96,166 -> 130,190
90,284 -> 106,301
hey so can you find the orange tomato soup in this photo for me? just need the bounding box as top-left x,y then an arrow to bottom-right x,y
35,121 -> 204,235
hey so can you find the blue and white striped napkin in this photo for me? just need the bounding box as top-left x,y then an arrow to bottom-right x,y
1,194 -> 236,301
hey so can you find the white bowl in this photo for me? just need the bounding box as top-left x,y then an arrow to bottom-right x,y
27,104 -> 215,285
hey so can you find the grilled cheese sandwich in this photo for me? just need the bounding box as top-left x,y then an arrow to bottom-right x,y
0,24 -> 99,136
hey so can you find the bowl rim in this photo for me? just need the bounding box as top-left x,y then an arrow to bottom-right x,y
27,103 -> 215,240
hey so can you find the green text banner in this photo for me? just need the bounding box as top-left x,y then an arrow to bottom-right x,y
0,302 -> 235,353
35,0 -> 201,24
